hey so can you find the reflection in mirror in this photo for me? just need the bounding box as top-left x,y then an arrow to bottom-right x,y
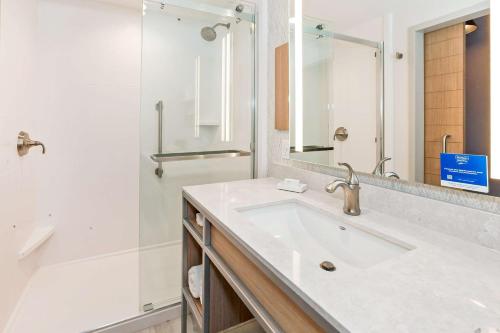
289,16 -> 384,174
413,11 -> 498,196
287,0 -> 500,198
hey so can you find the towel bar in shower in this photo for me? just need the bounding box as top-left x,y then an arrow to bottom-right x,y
150,150 -> 251,163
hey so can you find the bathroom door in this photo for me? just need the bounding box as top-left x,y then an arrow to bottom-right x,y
331,38 -> 380,172
423,23 -> 465,186
139,0 -> 256,311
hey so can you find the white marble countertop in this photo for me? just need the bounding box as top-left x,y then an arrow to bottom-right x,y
183,178 -> 500,333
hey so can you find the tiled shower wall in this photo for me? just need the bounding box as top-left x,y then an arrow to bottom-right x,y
0,0 -> 40,328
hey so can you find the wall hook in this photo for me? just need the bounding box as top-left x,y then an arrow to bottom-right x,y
17,131 -> 46,156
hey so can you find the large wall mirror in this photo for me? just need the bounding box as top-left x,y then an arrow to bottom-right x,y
285,0 -> 500,198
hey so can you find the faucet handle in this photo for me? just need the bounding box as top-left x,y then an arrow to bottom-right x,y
338,162 -> 359,185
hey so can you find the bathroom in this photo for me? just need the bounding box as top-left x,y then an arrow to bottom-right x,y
0,0 -> 499,332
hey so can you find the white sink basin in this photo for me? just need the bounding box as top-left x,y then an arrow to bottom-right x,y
238,201 -> 412,269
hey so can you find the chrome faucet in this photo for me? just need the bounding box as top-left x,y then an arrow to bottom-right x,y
325,163 -> 361,216
372,157 -> 400,179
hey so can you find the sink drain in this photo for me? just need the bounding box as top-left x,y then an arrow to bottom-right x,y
320,261 -> 336,272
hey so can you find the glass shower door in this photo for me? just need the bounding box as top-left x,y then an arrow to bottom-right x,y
139,0 -> 255,311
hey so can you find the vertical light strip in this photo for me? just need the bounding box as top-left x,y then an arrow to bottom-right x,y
492,2 -> 500,179
294,0 -> 304,152
225,33 -> 232,142
221,36 -> 227,141
194,56 -> 200,138
220,33 -> 232,143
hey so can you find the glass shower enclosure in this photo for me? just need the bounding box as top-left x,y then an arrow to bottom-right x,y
139,0 -> 256,311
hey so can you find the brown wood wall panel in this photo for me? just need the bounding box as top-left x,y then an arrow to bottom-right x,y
425,142 -> 463,158
424,125 -> 464,142
425,174 -> 441,186
425,108 -> 464,126
424,23 -> 465,185
275,43 -> 289,131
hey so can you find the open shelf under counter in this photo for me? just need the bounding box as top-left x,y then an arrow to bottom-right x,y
182,225 -> 204,330
182,286 -> 203,330
184,200 -> 204,240
204,247 -> 280,333
181,196 -> 268,333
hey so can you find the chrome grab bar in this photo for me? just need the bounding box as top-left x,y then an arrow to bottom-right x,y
442,134 -> 451,154
155,101 -> 164,178
150,150 -> 251,163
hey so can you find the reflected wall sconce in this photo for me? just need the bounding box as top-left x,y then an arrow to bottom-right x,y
465,20 -> 478,34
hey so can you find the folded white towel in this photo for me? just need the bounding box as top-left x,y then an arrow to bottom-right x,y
188,265 -> 203,299
195,213 -> 205,227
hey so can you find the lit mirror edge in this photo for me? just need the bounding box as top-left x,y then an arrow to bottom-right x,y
284,0 -> 500,210
492,0 -> 500,180
289,0 -> 304,153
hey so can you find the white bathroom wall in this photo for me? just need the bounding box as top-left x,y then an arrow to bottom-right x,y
0,0 -> 41,328
33,0 -> 142,266
1,0 -> 143,327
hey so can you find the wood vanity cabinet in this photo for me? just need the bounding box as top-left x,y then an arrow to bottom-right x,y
181,194 -> 335,333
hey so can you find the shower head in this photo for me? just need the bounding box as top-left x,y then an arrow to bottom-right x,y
235,4 -> 244,13
200,23 -> 231,42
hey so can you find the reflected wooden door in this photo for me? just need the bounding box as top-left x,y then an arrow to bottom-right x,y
424,23 -> 465,186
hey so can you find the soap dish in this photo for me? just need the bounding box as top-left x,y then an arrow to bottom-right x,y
276,181 -> 308,193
